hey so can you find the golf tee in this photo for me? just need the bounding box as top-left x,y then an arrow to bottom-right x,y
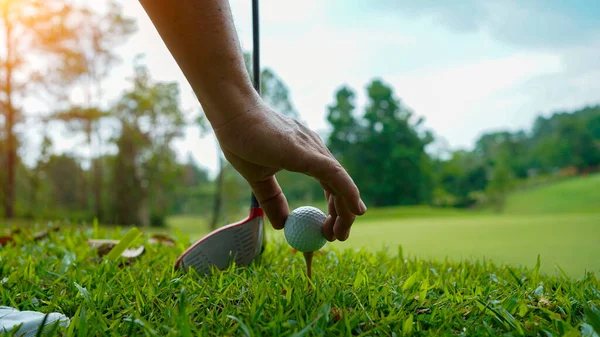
303,252 -> 313,280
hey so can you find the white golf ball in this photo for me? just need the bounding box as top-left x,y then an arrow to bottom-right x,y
284,206 -> 327,252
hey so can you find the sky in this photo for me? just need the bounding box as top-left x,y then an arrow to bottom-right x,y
43,0 -> 600,176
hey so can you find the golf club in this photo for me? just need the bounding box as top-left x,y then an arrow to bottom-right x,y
175,0 -> 265,275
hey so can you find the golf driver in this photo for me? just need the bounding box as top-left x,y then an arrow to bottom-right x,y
175,0 -> 266,276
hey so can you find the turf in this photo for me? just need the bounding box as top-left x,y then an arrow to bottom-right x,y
504,173 -> 600,215
169,210 -> 600,278
327,212 -> 600,278
1,226 -> 600,336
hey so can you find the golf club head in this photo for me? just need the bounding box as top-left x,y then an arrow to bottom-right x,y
175,208 -> 265,276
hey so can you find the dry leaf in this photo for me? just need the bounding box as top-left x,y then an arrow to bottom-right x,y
121,246 -> 145,258
33,227 -> 60,241
148,233 -> 175,246
0,226 -> 60,246
0,236 -> 14,246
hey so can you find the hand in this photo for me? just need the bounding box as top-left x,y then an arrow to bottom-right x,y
213,102 -> 367,242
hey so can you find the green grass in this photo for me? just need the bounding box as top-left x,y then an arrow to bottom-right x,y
165,215 -> 209,239
166,173 -> 600,278
327,212 -> 600,277
504,173 -> 600,214
2,226 -> 600,336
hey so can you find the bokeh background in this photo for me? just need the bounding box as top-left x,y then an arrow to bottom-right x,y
1,0 -> 599,276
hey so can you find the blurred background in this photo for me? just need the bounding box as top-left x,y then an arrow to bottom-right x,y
1,0 -> 599,276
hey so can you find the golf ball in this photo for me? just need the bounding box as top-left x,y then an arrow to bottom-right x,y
284,206 -> 327,252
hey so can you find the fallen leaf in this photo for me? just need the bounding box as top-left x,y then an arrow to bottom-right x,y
88,240 -> 144,259
330,307 -> 344,322
0,226 -> 60,246
538,297 -> 551,307
33,226 -> 60,241
121,246 -> 145,259
88,239 -> 119,248
0,236 -> 14,246
148,233 -> 175,246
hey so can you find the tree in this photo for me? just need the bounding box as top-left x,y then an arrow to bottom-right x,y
26,120 -> 53,214
110,62 -> 185,227
474,131 -> 530,178
326,79 -> 434,207
433,150 -> 488,208
54,1 -> 136,221
0,0 -> 86,218
326,86 -> 359,168
486,161 -> 513,213
45,154 -> 86,212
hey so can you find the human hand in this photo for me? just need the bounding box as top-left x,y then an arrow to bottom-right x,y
213,102 -> 367,242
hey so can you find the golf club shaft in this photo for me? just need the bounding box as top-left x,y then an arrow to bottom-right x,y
251,0 -> 260,208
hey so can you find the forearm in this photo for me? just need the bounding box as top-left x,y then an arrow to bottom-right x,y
139,0 -> 260,127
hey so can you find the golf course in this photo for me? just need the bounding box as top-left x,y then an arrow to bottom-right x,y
2,0 -> 600,335
169,173 -> 600,277
2,174 -> 599,336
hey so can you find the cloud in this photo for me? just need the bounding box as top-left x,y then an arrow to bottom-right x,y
502,39 -> 600,119
352,0 -> 600,50
383,52 -> 563,148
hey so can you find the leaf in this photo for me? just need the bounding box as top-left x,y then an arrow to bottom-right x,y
518,303 -> 529,317
532,254 -> 541,283
121,246 -> 145,259
74,282 -> 91,302
534,285 -> 544,298
420,277 -> 429,305
585,307 -> 600,336
149,233 -> 175,246
402,272 -> 418,291
105,228 -> 142,261
353,269 -> 367,290
33,226 -> 61,241
397,244 -> 404,262
228,315 -> 253,337
581,323 -> 600,337
0,235 -> 15,246
78,305 -> 87,337
403,315 -> 413,334
562,327 -> 581,337
60,250 -> 76,274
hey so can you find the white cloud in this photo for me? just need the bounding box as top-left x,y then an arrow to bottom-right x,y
384,53 -> 563,147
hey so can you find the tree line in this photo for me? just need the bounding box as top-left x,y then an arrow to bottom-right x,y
1,0 -> 599,227
326,82 -> 600,211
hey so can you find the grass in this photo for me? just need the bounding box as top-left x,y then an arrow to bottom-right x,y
166,174 -> 600,278
504,173 -> 600,214
165,215 -> 209,239
328,212 -> 600,277
1,226 -> 600,336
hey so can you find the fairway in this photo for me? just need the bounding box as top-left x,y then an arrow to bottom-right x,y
325,212 -> 600,277
504,173 -> 600,214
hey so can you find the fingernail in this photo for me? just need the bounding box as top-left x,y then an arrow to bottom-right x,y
359,199 -> 367,214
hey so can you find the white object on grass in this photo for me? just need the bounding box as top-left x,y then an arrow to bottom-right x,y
0,306 -> 70,337
284,206 -> 327,252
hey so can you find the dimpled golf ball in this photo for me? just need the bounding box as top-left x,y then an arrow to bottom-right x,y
284,206 -> 327,252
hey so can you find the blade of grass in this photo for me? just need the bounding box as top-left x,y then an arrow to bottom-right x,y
105,228 -> 142,261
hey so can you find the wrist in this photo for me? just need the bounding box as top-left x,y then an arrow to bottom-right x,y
199,80 -> 262,129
